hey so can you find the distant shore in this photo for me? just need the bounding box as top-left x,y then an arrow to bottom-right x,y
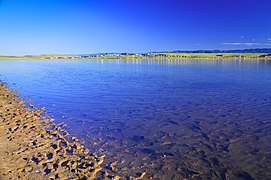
1,52 -> 271,60
0,82 -> 106,179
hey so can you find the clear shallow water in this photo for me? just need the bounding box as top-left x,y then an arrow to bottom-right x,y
1,59 -> 271,179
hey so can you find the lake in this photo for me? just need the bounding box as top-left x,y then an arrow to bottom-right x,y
0,59 -> 271,179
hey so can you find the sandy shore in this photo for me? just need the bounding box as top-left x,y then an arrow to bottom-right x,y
0,82 -> 104,179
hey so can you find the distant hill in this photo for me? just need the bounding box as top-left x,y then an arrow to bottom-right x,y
165,48 -> 271,54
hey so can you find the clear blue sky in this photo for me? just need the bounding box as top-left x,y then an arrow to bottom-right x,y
0,0 -> 271,55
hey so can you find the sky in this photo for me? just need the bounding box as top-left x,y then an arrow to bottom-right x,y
0,0 -> 271,55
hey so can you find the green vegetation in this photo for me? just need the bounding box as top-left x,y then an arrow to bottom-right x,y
156,53 -> 270,59
83,53 -> 271,60
0,54 -> 80,60
0,53 -> 271,60
0,56 -> 25,60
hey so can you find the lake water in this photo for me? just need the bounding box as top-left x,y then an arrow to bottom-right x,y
0,59 -> 271,179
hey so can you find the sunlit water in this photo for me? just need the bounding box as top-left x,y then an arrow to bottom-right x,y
1,59 -> 271,179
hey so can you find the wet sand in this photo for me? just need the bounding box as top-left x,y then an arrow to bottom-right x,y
0,82 -> 104,179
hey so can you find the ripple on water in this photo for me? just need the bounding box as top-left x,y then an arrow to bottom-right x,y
0,59 -> 271,179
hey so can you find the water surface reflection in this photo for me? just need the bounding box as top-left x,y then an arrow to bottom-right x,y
0,59 -> 271,179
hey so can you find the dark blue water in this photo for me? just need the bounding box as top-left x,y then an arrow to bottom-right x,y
1,59 -> 271,179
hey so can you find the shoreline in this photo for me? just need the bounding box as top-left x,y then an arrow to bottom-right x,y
1,57 -> 271,61
1,57 -> 271,62
0,82 -> 104,179
1,53 -> 271,60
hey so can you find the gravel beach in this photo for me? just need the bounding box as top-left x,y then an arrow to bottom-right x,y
0,82 -> 104,179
